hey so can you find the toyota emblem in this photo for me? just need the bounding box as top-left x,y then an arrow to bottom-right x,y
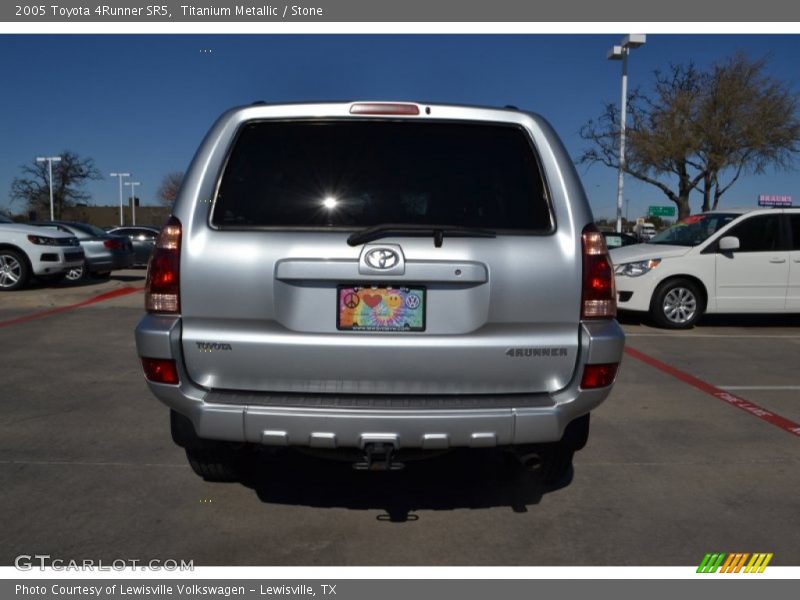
365,248 -> 400,270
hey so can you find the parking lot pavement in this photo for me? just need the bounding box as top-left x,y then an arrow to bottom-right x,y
1,269 -> 147,309
1,285 -> 799,566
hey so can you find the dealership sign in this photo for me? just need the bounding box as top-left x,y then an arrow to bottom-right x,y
648,205 -> 676,217
758,194 -> 792,207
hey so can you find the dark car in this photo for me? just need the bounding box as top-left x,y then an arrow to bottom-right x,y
30,220 -> 135,280
602,231 -> 639,249
107,226 -> 160,266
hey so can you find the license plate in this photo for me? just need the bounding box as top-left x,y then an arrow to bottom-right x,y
337,285 -> 426,332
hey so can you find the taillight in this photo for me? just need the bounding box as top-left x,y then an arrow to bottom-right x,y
582,224 -> 616,319
141,358 -> 179,385
103,238 -> 124,250
349,102 -> 420,116
580,363 -> 619,389
145,216 -> 181,313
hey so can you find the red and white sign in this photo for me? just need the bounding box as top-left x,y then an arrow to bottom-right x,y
758,194 -> 792,206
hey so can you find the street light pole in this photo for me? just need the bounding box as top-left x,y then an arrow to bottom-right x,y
110,172 -> 130,226
125,181 -> 141,226
607,34 -> 646,233
36,155 -> 62,220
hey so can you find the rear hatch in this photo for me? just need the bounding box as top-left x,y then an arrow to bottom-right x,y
179,109 -> 583,395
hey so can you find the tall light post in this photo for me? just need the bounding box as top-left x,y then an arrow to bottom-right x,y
110,172 -> 130,226
607,34 -> 646,233
36,155 -> 62,220
125,181 -> 141,226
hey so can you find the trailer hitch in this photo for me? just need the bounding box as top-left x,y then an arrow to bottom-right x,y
354,442 -> 405,471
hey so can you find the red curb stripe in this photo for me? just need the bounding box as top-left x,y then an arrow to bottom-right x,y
624,346 -> 800,438
0,286 -> 144,329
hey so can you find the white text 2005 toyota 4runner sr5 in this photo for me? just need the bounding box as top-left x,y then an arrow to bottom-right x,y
135,101 -> 625,484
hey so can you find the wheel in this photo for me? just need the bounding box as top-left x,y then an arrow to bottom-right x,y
514,414 -> 589,485
170,410 -> 241,482
0,249 -> 30,291
650,278 -> 704,329
185,446 -> 241,482
538,443 -> 575,485
65,262 -> 86,281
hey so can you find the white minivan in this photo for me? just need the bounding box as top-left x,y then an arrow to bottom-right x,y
612,208 -> 800,328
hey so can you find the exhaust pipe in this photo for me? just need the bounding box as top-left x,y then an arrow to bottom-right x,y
518,453 -> 542,472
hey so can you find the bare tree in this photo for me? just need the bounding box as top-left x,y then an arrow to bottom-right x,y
10,151 -> 102,220
579,54 -> 800,220
156,171 -> 184,208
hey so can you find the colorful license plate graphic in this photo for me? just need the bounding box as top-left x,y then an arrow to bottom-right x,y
337,286 -> 425,332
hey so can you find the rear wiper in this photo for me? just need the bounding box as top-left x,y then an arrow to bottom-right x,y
347,224 -> 497,247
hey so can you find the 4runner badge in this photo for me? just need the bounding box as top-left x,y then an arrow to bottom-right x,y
197,342 -> 233,353
506,347 -> 568,358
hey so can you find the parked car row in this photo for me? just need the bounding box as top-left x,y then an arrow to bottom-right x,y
107,226 -> 160,266
0,215 -> 85,290
0,216 -> 159,291
30,221 -> 135,281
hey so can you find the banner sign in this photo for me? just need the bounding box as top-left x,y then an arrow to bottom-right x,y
758,194 -> 792,207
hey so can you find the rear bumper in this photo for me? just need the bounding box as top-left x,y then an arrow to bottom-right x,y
135,315 -> 625,448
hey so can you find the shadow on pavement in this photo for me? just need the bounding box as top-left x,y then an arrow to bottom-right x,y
29,271 -> 146,290
618,310 -> 800,329
237,448 -> 572,521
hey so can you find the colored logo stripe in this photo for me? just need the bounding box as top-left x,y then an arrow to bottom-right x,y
697,553 -> 726,573
746,553 -> 773,573
697,553 -> 772,573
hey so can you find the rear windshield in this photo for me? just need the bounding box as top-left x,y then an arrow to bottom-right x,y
211,120 -> 552,231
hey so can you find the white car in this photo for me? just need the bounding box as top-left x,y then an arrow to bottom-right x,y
611,208 -> 800,328
0,215 -> 85,291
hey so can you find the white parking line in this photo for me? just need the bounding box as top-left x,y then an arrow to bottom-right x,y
717,386 -> 800,391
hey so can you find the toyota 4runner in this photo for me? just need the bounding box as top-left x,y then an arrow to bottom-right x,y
135,101 -> 625,483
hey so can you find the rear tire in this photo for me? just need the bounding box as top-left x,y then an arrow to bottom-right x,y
538,443 -> 575,485
650,278 -> 705,329
0,249 -> 30,291
170,410 -> 241,482
517,414 -> 590,485
185,447 -> 241,482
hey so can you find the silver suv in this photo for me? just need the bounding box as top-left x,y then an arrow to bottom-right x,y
135,101 -> 625,483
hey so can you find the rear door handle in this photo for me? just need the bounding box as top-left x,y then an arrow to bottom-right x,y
769,258 -> 786,263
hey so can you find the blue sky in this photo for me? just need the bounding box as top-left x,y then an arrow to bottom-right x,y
1,34 -> 799,220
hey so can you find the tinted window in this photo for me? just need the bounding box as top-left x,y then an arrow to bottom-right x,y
212,120 -> 552,231
650,213 -> 738,246
790,215 -> 800,251
726,215 -> 784,252
134,229 -> 157,240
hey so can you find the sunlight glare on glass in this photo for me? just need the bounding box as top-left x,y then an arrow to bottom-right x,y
322,196 -> 338,209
